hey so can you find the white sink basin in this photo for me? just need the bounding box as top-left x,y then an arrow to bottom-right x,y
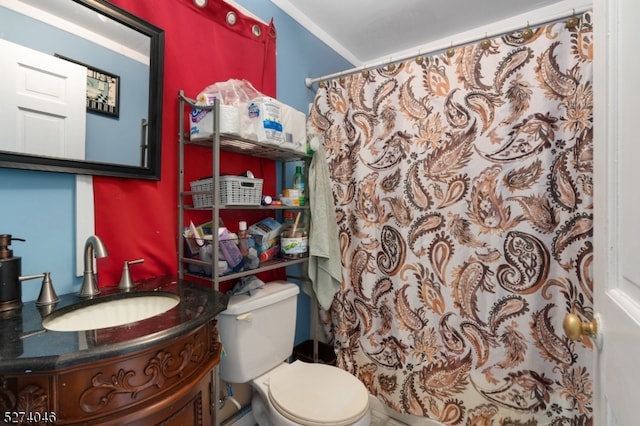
42,292 -> 180,332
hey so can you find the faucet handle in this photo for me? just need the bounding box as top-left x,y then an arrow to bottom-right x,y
20,272 -> 59,306
37,272 -> 59,306
119,259 -> 144,291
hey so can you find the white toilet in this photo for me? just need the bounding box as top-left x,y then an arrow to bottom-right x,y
218,280 -> 371,426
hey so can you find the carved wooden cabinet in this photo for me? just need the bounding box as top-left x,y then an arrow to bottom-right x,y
0,320 -> 221,425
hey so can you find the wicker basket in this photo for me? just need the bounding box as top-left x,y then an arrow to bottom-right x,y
190,176 -> 263,207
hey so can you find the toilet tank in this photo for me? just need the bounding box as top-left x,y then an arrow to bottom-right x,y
218,280 -> 300,383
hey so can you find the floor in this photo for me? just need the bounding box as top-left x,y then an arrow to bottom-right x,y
370,409 -> 409,425
227,395 -> 443,426
367,396 -> 444,426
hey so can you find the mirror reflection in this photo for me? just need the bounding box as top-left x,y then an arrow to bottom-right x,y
0,0 -> 164,179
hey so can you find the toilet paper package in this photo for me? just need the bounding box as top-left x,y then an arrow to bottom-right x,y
188,78 -> 305,150
189,78 -> 262,141
239,97 -> 284,145
281,104 -> 307,153
190,104 -> 240,140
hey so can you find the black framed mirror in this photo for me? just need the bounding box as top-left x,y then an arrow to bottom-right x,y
0,0 -> 164,180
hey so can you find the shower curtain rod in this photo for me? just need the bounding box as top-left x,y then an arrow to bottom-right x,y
304,5 -> 590,89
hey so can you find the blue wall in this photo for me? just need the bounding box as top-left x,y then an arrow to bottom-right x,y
233,0 -> 353,345
0,169 -> 80,296
0,0 -> 351,344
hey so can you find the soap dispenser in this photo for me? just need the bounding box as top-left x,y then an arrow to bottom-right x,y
0,234 -> 25,312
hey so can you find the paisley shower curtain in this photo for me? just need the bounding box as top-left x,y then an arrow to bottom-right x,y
309,12 -> 593,425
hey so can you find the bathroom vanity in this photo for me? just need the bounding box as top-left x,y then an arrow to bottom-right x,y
0,277 -> 229,425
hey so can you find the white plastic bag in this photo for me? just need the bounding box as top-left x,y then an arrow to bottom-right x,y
195,78 -> 263,106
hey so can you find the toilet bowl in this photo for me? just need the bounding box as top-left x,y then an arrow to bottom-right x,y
218,281 -> 371,425
251,360 -> 370,426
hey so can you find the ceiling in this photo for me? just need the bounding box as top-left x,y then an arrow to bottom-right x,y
6,0 -> 150,59
271,0 -> 586,66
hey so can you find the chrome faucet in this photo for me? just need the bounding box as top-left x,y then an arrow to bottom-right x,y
80,235 -> 108,298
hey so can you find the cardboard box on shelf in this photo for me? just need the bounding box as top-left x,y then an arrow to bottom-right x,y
248,217 -> 282,249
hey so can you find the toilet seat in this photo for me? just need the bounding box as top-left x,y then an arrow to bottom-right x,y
267,360 -> 369,426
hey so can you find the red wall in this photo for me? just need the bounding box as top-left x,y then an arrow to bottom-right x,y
93,0 -> 278,290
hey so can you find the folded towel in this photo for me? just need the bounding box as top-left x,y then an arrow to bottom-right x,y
306,145 -> 342,310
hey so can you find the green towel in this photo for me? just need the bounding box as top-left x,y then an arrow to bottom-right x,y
305,145 -> 342,310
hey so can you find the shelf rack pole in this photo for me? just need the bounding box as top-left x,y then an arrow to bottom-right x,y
211,98 -> 222,291
178,91 -> 186,280
212,100 -> 222,426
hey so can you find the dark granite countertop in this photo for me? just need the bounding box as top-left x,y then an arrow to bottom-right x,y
0,276 -> 229,374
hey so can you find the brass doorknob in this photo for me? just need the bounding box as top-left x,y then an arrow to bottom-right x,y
563,313 -> 598,341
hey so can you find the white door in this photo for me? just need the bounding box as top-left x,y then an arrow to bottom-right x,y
592,0 -> 640,424
0,39 -> 86,160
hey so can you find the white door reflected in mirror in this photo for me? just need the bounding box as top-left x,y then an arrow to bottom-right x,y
0,39 -> 86,160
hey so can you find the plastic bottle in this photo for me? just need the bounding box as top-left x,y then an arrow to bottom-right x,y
244,248 -> 260,270
292,165 -> 305,206
218,227 -> 244,272
280,211 -> 308,259
238,221 -> 250,257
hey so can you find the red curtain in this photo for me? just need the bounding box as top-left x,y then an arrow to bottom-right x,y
93,0 -> 277,289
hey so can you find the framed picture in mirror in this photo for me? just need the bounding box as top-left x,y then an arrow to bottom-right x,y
55,54 -> 120,118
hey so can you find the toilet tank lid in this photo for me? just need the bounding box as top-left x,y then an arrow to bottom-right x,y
220,280 -> 300,315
